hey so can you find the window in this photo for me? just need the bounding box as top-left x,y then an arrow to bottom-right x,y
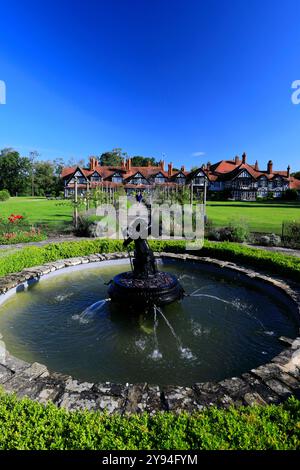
193,176 -> 205,185
176,174 -> 186,185
90,172 -> 101,182
154,174 -> 166,183
112,176 -> 123,183
258,177 -> 267,187
111,172 -> 123,183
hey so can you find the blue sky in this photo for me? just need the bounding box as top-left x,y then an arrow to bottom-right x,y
0,0 -> 300,171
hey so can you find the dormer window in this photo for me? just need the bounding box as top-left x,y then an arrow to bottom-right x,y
193,170 -> 206,185
154,172 -> 166,183
128,172 -> 148,185
176,173 -> 186,185
111,172 -> 123,183
90,171 -> 101,182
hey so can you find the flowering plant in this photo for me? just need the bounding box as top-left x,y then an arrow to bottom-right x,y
0,214 -> 46,244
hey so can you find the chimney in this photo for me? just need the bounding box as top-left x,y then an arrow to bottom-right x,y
160,160 -> 165,171
168,162 -> 173,178
235,155 -> 240,165
254,160 -> 259,171
267,160 -> 273,174
148,160 -> 151,167
89,156 -> 97,171
207,161 -> 211,170
126,158 -> 132,172
181,165 -> 185,172
287,165 -> 290,178
242,152 -> 247,164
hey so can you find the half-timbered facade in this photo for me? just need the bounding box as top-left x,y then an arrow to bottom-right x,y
61,153 -> 300,200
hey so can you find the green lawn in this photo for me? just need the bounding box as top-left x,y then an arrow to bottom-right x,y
0,197 -> 73,232
206,200 -> 300,233
0,197 -> 300,234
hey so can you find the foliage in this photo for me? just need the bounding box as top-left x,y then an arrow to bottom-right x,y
209,219 -> 250,242
0,213 -> 46,245
282,189 -> 299,201
33,160 -> 64,196
0,149 -> 31,196
282,220 -> 300,248
0,391 -> 299,450
131,156 -> 158,166
0,239 -> 300,282
291,171 -> 300,180
99,148 -> 127,167
0,189 -> 10,201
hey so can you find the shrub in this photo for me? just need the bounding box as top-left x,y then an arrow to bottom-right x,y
0,189 -> 10,201
0,391 -> 299,450
209,219 -> 250,243
257,233 -> 281,247
282,189 -> 298,201
0,239 -> 299,282
282,220 -> 300,248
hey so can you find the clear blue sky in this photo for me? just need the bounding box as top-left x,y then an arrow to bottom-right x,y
0,0 -> 300,171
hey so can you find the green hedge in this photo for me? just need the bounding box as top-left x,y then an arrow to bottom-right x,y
0,239 -> 299,282
0,392 -> 299,450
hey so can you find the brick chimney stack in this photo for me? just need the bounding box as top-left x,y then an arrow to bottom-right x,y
121,158 -> 126,170
267,160 -> 273,174
181,165 -> 185,172
235,156 -> 240,165
160,160 -> 165,171
148,160 -> 151,167
89,156 -> 97,171
242,152 -> 247,164
207,162 -> 211,170
126,158 -> 132,172
168,162 -> 173,178
254,160 -> 259,171
287,165 -> 291,178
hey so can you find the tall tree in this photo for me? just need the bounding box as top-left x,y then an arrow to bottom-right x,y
291,171 -> 300,180
99,148 -> 127,166
131,156 -> 158,166
0,149 -> 31,195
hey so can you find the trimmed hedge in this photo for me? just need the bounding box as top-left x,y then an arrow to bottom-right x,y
0,392 -> 299,450
0,239 -> 299,282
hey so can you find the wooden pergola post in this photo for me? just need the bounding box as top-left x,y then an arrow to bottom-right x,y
74,177 -> 78,229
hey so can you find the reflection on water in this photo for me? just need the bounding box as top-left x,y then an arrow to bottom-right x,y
0,260 -> 297,386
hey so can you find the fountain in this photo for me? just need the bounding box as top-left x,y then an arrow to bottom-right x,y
108,224 -> 184,308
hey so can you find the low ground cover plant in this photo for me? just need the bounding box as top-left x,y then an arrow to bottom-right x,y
0,392 -> 299,450
0,239 -> 299,282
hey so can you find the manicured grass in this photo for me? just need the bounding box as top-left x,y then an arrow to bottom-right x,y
206,200 -> 300,234
0,197 -> 73,231
0,198 -> 300,234
0,392 -> 299,450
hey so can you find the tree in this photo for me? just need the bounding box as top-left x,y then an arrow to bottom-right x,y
291,171 -> 300,180
131,156 -> 158,166
33,161 -> 56,196
0,149 -> 31,195
99,148 -> 127,166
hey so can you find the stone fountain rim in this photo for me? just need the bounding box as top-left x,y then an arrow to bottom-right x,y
0,251 -> 299,414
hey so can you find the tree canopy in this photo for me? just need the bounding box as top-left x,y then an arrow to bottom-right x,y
99,148 -> 127,166
0,149 -> 31,195
131,156 -> 158,166
291,171 -> 300,180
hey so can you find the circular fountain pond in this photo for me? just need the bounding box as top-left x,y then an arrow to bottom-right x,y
0,258 -> 298,387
